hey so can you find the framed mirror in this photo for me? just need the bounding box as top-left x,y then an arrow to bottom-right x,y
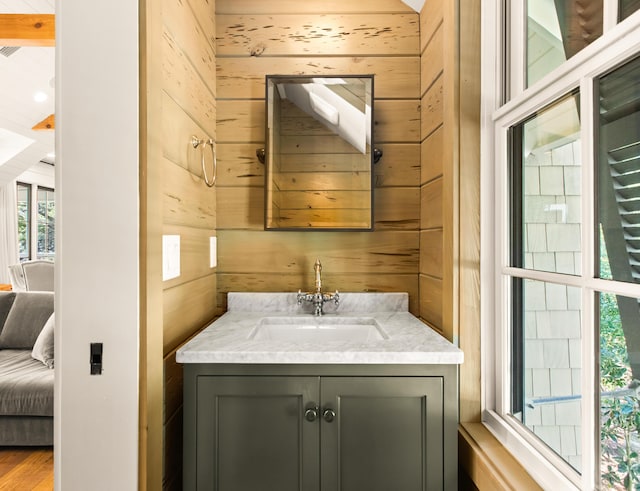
264,75 -> 375,230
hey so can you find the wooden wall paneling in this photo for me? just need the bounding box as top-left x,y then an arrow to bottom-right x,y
215,6 -> 421,308
163,351 -> 183,424
421,125 -> 444,184
418,0 -> 448,340
374,144 -> 420,187
217,100 -> 264,142
421,24 -> 444,95
218,272 -> 420,316
163,157 -> 217,229
420,0 -> 443,52
216,57 -> 420,100
162,93 -> 213,176
162,29 -> 216,138
163,274 -> 218,355
216,14 -> 419,57
216,143 -> 265,187
186,0 -> 216,51
420,75 -> 444,142
458,0 -> 482,423
374,100 -> 421,143
440,0 -> 459,345
374,187 -> 420,230
420,229 -> 443,279
163,0 -> 216,86
420,274 -> 443,331
216,186 -> 264,229
156,0 -> 218,488
217,230 -> 419,274
216,0 -> 414,15
140,0 -> 165,488
421,178 -> 443,230
161,225 -> 216,289
163,350 -> 183,491
163,407 -> 183,491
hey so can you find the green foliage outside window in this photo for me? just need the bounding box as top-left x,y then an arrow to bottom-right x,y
600,239 -> 640,490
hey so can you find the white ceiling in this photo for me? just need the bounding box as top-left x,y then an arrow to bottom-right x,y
0,0 -> 54,187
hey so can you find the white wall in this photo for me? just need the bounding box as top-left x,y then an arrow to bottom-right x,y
55,0 -> 139,489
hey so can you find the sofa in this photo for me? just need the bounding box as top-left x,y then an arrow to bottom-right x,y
0,291 -> 54,446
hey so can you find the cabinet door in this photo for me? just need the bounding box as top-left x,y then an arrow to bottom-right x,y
196,376 -> 320,491
320,377 -> 443,491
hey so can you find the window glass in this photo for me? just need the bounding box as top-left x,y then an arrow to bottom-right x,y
36,187 -> 55,260
599,291 -> 640,488
511,93 -> 582,275
619,0 -> 640,21
16,183 -> 31,261
527,0 -> 603,87
597,55 -> 640,283
512,278 -> 582,472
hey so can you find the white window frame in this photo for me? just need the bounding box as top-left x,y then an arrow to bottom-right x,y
17,181 -> 55,262
481,2 -> 640,489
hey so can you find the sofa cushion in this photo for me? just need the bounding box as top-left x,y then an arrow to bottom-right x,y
0,292 -> 54,349
0,350 -> 53,416
32,313 -> 55,369
0,292 -> 17,332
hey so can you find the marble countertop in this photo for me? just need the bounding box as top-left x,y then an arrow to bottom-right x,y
176,292 -> 464,365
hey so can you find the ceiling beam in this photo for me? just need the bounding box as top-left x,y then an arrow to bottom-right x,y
32,114 -> 55,131
0,14 -> 55,47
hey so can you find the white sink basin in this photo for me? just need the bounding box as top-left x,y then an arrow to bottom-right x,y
249,316 -> 388,342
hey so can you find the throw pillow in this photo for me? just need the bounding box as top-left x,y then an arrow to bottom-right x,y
32,313 -> 55,369
0,292 -> 54,348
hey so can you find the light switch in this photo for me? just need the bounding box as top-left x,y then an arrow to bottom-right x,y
210,236 -> 217,268
163,235 -> 181,281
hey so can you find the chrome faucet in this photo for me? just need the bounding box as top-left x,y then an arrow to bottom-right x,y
297,258 -> 339,316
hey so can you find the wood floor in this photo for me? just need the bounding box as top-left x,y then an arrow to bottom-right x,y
0,448 -> 53,491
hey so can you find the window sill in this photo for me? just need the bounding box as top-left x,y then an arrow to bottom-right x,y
459,423 -> 543,490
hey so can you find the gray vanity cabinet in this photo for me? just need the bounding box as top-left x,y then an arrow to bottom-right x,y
183,366 -> 457,491
192,376 -> 320,491
321,377 -> 443,491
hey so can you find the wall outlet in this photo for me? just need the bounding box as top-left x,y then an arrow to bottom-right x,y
162,235 -> 181,281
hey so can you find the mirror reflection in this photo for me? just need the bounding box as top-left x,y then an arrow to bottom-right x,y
265,75 -> 374,230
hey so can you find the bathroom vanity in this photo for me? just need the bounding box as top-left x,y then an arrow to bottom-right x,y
177,293 -> 463,491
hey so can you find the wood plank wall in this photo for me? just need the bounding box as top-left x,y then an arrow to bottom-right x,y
141,0 -> 218,489
162,0 -> 218,489
419,0 -> 447,333
419,0 -> 481,428
458,0 -> 482,425
215,0 -> 421,313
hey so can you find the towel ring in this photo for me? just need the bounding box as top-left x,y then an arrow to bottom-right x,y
191,136 -> 217,187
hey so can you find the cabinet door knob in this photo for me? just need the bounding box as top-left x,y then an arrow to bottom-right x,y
323,408 -> 336,423
304,406 -> 319,422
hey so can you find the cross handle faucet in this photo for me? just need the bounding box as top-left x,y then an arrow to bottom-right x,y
297,258 -> 339,316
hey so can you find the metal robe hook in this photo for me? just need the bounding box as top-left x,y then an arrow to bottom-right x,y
191,135 -> 216,187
